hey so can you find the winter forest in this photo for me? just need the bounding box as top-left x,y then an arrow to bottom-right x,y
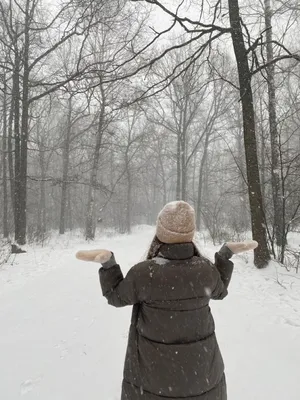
1,1 -> 300,399
1,0 -> 300,269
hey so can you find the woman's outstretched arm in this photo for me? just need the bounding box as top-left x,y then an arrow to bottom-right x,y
76,249 -> 143,307
211,240 -> 258,300
99,253 -> 141,307
211,252 -> 234,300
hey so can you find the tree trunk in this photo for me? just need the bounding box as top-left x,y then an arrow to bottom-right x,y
13,48 -> 22,243
258,96 -> 267,205
196,136 -> 209,231
15,3 -> 30,245
2,76 -> 9,237
236,126 -> 248,231
39,177 -> 47,236
126,173 -> 132,233
85,89 -> 105,240
176,132 -> 181,200
151,178 -> 158,223
158,146 -> 167,205
181,131 -> 187,201
67,188 -> 73,231
192,154 -> 197,206
37,136 -> 47,237
8,84 -> 15,220
59,95 -> 72,235
125,150 -> 132,234
228,0 -> 270,268
181,97 -> 189,202
264,0 -> 284,247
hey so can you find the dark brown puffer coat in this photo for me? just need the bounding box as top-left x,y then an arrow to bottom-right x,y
99,242 -> 233,400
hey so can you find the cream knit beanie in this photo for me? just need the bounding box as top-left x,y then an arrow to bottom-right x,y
156,201 -> 196,244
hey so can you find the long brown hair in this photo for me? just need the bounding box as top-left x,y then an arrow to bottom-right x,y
146,235 -> 202,260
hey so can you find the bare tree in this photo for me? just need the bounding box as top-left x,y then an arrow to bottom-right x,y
59,94 -> 73,235
1,72 -> 9,237
149,55 -> 212,202
228,0 -> 271,268
85,83 -> 106,240
121,107 -> 146,233
264,0 -> 285,246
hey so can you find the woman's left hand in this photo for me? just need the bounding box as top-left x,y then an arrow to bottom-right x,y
76,249 -> 113,264
218,240 -> 258,260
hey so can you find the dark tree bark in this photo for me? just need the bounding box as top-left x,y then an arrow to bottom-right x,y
181,95 -> 190,202
176,132 -> 181,200
8,85 -> 15,220
37,128 -> 47,237
181,129 -> 187,201
37,164 -> 47,237
228,0 -> 270,268
12,0 -> 32,245
17,0 -> 30,244
2,75 -> 9,237
13,47 -> 22,243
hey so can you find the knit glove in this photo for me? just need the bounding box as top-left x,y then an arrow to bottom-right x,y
76,249 -> 117,269
218,240 -> 258,260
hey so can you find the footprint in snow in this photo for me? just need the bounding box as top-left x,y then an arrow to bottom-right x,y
283,317 -> 300,328
20,377 -> 41,396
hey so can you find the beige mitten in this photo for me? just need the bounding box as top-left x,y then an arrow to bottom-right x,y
76,249 -> 116,268
227,240 -> 258,254
218,240 -> 258,259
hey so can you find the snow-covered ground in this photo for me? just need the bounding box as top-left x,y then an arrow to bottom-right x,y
0,226 -> 300,400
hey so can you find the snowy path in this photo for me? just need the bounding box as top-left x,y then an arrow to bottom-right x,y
0,227 -> 300,400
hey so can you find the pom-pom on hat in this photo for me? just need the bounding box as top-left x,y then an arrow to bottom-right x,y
156,201 -> 196,244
